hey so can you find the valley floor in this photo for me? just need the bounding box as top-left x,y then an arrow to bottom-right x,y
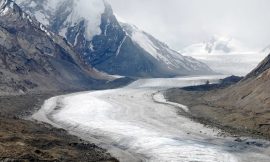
1,76 -> 270,162
0,93 -> 118,162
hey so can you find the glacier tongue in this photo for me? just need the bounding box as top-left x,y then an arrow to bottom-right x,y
32,76 -> 270,162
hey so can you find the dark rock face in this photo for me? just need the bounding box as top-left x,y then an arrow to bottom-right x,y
245,54 -> 270,79
0,0 -> 100,94
16,0 -> 215,77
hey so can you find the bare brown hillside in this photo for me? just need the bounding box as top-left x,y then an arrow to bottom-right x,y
203,54 -> 270,136
166,54 -> 270,138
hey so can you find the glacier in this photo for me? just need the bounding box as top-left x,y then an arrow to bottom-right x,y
32,76 -> 270,162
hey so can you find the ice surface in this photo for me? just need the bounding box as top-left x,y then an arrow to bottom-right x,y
33,76 -> 270,162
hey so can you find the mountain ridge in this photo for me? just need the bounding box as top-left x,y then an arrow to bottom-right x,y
16,0 -> 215,77
0,0 -> 120,95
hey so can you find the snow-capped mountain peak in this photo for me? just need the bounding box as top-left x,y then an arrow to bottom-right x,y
121,23 -> 212,73
16,0 -> 105,40
122,23 -> 182,64
180,35 -> 268,76
16,0 -> 215,77
205,35 -> 234,53
182,35 -> 250,55
261,44 -> 270,55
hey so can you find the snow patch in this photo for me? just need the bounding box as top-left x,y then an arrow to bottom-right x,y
59,27 -> 68,38
16,0 -> 105,41
104,18 -> 110,36
34,11 -> 49,26
116,35 -> 126,56
0,0 -> 9,15
67,0 -> 105,40
131,29 -> 160,60
0,0 -> 7,8
39,24 -> 51,37
0,5 -> 9,15
89,42 -> 95,51
26,15 -> 32,23
74,32 -> 80,46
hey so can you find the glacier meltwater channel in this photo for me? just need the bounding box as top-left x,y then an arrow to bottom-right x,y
32,76 -> 270,162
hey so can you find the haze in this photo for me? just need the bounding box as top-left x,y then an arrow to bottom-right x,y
109,0 -> 270,51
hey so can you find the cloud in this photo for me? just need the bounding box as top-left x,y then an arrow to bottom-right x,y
108,0 -> 270,51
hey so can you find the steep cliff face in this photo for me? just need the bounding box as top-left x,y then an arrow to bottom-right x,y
0,0 -> 105,95
16,0 -> 214,77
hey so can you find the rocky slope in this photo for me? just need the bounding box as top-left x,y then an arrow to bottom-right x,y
0,92 -> 118,162
15,0 -> 214,77
166,53 -> 270,138
0,0 -> 115,95
207,53 -> 270,115
201,53 -> 270,136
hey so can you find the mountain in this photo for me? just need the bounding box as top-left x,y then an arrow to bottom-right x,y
120,23 -> 214,76
181,35 -> 266,76
205,53 -> 270,135
181,35 -> 250,55
0,0 -> 115,95
261,44 -> 270,55
15,0 -> 214,77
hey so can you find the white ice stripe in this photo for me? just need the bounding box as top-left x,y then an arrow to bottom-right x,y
0,6 -> 8,15
0,0 -> 7,8
153,92 -> 189,113
131,30 -> 161,60
116,35 -> 126,56
39,24 -> 51,37
74,32 -> 80,46
104,18 -> 110,36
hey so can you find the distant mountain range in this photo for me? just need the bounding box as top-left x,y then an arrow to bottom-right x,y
181,35 -> 251,55
180,35 -> 267,76
205,52 -> 270,136
15,0 -> 214,77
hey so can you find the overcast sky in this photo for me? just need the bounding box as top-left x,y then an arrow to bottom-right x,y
109,0 -> 270,51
